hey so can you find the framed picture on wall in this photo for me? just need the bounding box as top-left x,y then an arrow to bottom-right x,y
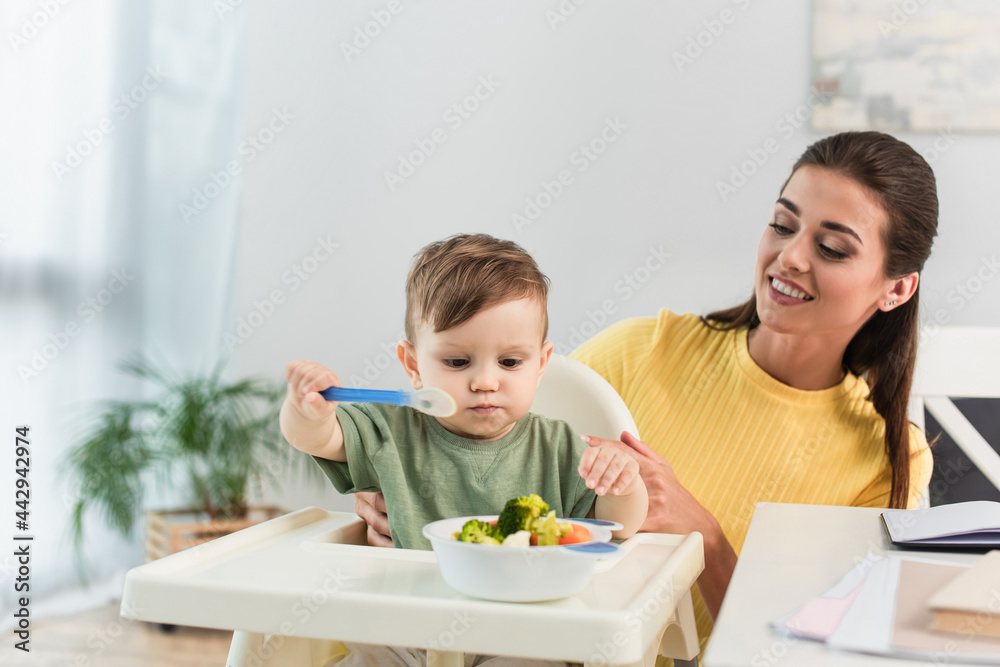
811,0 -> 1000,132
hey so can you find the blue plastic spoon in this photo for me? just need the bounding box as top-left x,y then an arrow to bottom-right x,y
319,386 -> 457,417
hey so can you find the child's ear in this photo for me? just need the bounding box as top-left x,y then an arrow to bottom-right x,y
535,341 -> 554,386
397,340 -> 423,389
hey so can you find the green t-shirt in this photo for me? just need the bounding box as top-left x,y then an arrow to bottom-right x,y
313,403 -> 597,550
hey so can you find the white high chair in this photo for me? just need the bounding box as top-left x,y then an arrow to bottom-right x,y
218,353 -> 702,666
910,326 -> 1000,499
529,352 -> 642,444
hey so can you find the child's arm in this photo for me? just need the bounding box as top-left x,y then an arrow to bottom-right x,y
578,445 -> 648,539
280,360 -> 347,462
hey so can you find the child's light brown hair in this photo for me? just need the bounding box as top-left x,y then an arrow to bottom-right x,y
404,234 -> 550,343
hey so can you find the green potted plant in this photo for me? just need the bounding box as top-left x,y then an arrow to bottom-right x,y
66,356 -> 312,559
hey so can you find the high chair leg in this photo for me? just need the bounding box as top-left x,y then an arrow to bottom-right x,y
656,590 -> 699,661
228,631 -> 266,666
227,630 -> 343,666
427,649 -> 464,667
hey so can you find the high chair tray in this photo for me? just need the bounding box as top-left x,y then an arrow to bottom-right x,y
121,507 -> 703,664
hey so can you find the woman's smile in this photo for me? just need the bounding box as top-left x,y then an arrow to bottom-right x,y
768,275 -> 814,305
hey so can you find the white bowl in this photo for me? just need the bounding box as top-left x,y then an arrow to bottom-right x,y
422,515 -> 616,602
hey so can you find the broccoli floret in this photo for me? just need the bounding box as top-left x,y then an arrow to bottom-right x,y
497,494 -> 550,537
497,506 -> 535,538
455,519 -> 502,545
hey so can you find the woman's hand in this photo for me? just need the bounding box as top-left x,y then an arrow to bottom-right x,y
354,491 -> 393,548
578,444 -> 640,496
581,432 -> 712,535
580,431 -> 737,620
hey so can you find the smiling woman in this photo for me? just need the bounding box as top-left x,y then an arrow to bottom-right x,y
565,131 -> 939,655
711,132 -> 938,509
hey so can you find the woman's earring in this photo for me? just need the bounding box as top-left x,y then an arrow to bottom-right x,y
885,300 -> 897,307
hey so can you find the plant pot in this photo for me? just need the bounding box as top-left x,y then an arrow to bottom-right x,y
144,506 -> 285,562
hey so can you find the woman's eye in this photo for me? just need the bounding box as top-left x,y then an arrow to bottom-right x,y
499,358 -> 522,368
819,245 -> 848,260
443,359 -> 468,368
768,221 -> 793,235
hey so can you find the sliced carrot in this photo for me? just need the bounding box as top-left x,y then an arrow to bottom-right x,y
527,523 -> 592,546
558,524 -> 591,545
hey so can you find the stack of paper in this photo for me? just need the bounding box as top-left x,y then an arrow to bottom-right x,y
771,553 -> 1000,663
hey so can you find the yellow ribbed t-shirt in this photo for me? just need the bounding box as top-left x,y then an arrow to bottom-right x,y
570,310 -> 933,657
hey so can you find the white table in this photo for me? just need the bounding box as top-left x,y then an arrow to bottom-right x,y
121,507 -> 704,666
704,502 -> 985,667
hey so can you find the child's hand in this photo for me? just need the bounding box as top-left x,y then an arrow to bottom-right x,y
284,360 -> 340,422
578,445 -> 640,496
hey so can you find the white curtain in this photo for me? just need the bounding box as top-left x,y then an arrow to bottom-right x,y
0,0 -> 244,625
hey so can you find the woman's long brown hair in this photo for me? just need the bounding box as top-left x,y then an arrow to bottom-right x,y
706,132 -> 938,509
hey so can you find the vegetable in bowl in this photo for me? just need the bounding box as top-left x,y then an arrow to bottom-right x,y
452,493 -> 591,547
423,506 -> 616,602
456,519 -> 503,545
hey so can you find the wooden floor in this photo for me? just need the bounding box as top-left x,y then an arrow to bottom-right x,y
2,602 -> 232,666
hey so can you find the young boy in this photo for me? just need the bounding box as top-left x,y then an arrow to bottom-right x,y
281,234 -> 647,551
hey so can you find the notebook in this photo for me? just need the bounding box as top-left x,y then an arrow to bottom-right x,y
882,501 -> 1000,548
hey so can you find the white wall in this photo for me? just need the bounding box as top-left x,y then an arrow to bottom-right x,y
236,1 -> 1000,513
